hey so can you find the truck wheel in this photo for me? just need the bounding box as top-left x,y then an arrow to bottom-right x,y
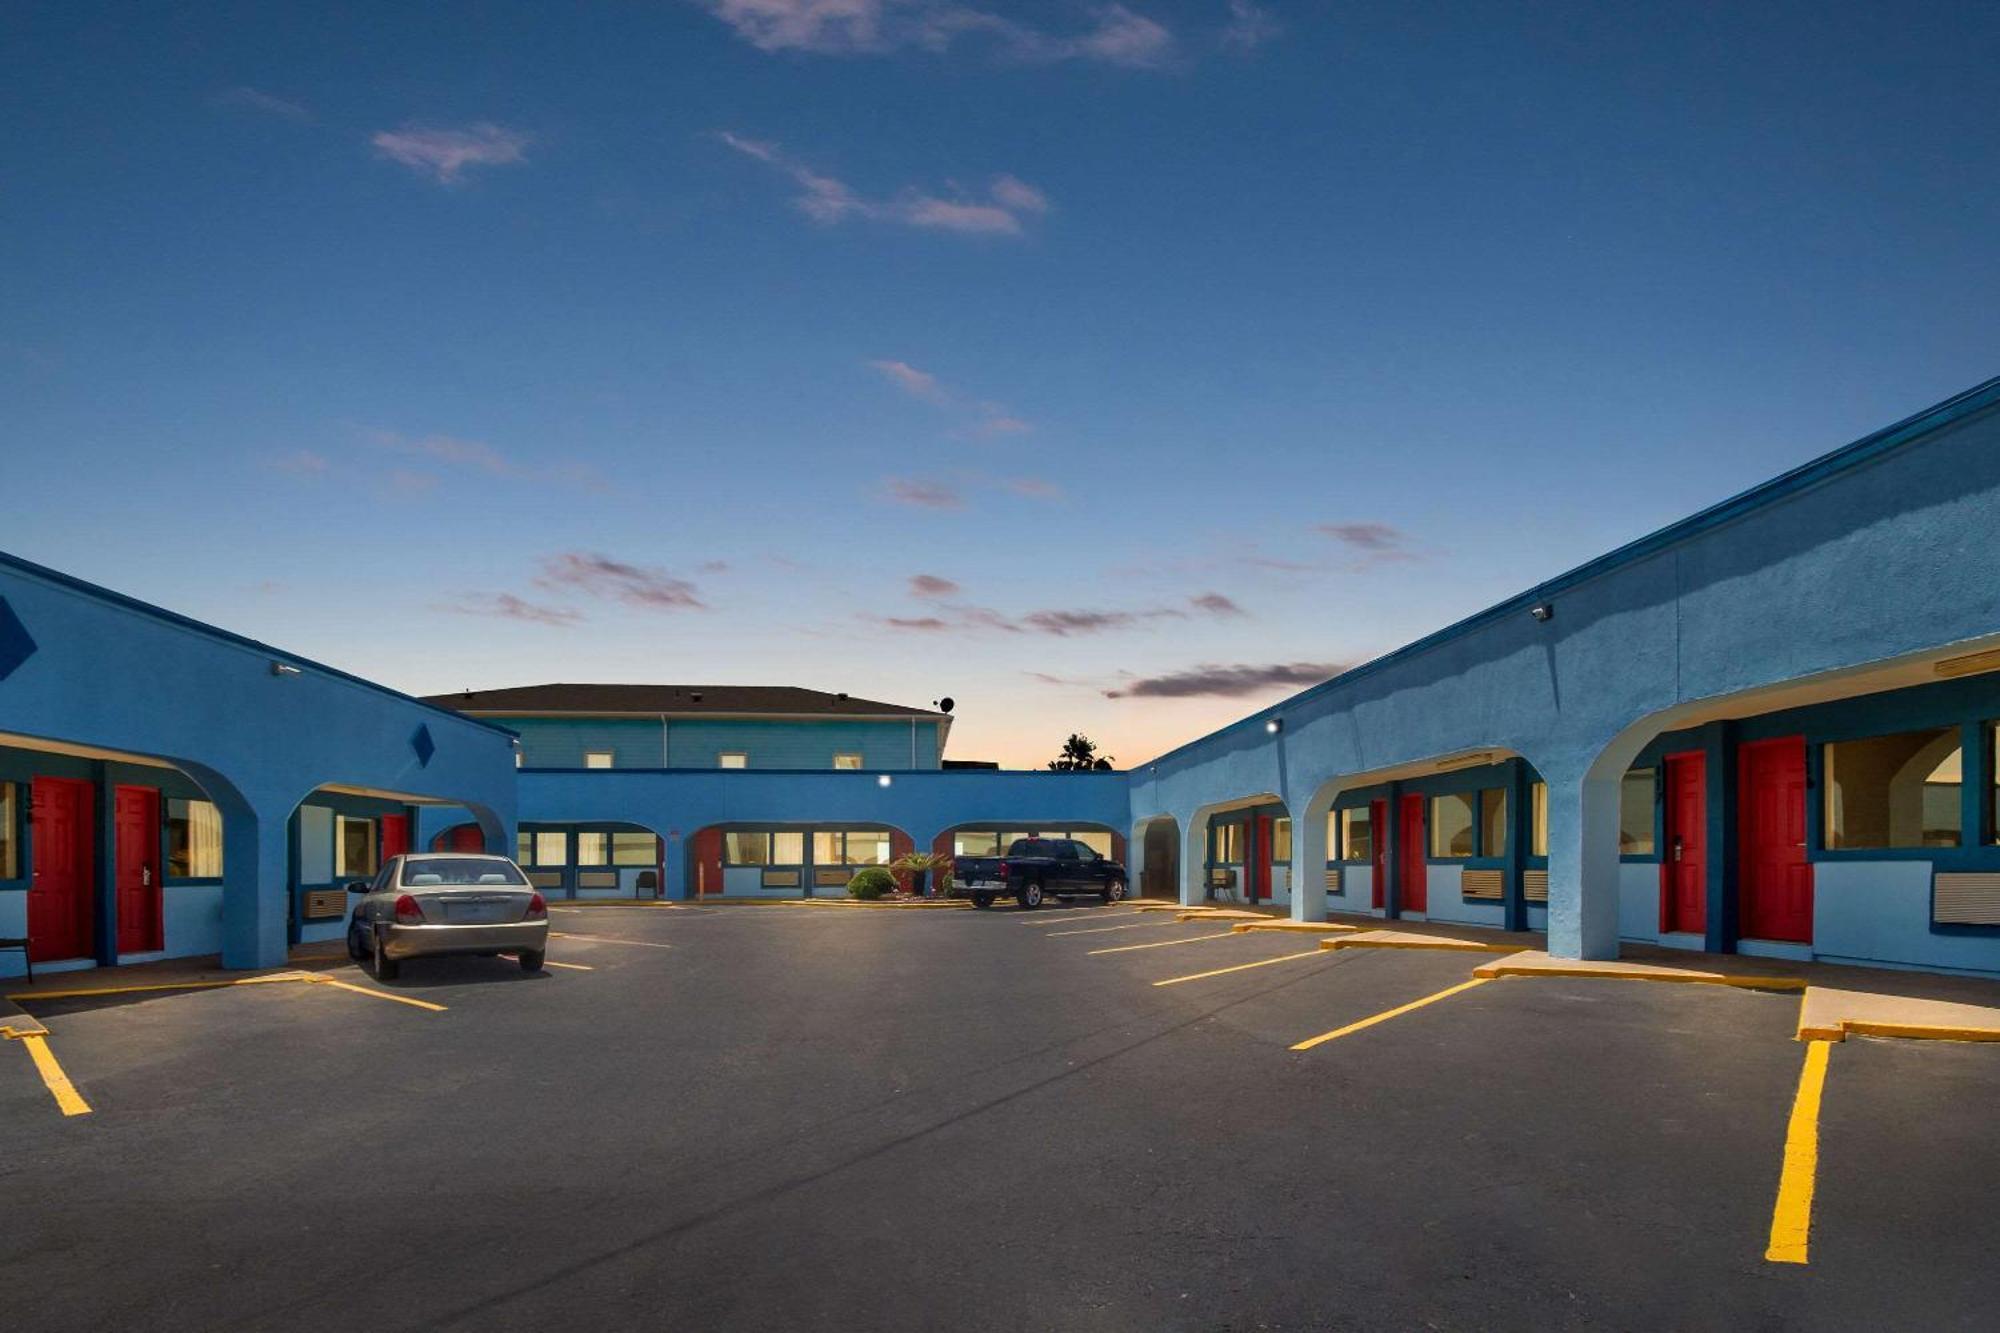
1017,880 -> 1044,910
1102,879 -> 1128,903
971,892 -> 995,909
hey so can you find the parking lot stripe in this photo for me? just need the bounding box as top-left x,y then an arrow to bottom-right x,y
17,1033 -> 91,1116
1018,911 -> 1146,925
550,932 -> 675,949
311,978 -> 448,1012
1153,949 -> 1324,987
1765,1039 -> 1832,1265
1046,921 -> 1171,937
1087,931 -> 1240,956
1290,977 -> 1493,1050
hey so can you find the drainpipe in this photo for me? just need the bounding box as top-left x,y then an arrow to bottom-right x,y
659,714 -> 669,768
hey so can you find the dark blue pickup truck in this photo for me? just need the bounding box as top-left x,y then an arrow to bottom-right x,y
954,837 -> 1130,909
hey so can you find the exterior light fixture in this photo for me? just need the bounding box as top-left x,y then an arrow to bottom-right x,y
270,661 -> 301,677
877,774 -> 893,788
1529,603 -> 1554,622
1265,718 -> 1283,735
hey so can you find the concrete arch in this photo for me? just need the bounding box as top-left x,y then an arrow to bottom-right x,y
1179,791 -> 1287,908
686,818 -> 918,900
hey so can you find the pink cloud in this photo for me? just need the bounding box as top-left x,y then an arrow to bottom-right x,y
909,573 -> 961,598
882,477 -> 964,509
372,123 -> 530,184
869,359 -> 950,403
536,552 -> 706,610
697,1 -> 1175,68
437,593 -> 585,628
718,132 -> 1048,236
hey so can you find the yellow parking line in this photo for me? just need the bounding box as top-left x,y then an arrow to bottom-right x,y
550,932 -> 674,949
1765,1039 -> 1832,1264
1047,921 -> 1169,937
1087,931 -> 1239,956
6,973 -> 308,1002
17,1033 -> 91,1116
502,954 -> 593,971
1154,949 -> 1323,987
1291,977 -> 1493,1051
308,977 -> 448,1012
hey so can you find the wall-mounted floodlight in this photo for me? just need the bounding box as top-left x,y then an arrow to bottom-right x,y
1265,718 -> 1283,735
270,661 -> 301,677
877,774 -> 893,788
1529,603 -> 1554,622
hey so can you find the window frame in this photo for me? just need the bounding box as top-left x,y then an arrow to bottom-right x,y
832,754 -> 863,771
717,752 -> 748,770
1820,724 -> 1965,853
166,796 -> 225,881
0,779 -> 18,882
335,815 -> 379,879
583,751 -> 614,770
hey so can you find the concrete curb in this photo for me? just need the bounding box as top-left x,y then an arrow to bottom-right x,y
1794,985 -> 2000,1042
1469,950 -> 1806,990
1321,930 -> 1519,954
1230,921 -> 1359,935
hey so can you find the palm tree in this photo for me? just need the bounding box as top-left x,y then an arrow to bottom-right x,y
1048,733 -> 1114,771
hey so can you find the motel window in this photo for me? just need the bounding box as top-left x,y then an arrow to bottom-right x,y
0,781 -> 15,879
1072,830 -> 1115,858
955,830 -> 1002,857
1531,782 -> 1548,857
833,754 -> 863,770
1620,770 -> 1657,855
167,799 -> 224,878
517,831 -> 533,864
1479,789 -> 1507,859
1430,794 -> 1475,859
1823,727 -> 1962,849
336,816 -> 378,878
843,830 -> 891,865
577,832 -> 609,865
584,751 -> 614,770
1212,822 -> 1244,863
532,831 -> 569,866
1341,807 -> 1373,862
1272,818 -> 1292,863
612,832 -> 659,866
726,831 -> 805,866
718,752 -> 747,769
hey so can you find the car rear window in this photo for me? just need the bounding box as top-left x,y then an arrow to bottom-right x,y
399,857 -> 529,887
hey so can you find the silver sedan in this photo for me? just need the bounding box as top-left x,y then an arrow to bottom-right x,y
345,853 -> 550,979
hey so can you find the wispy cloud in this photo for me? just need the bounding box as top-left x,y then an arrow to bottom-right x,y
909,573 -> 961,598
536,552 -> 706,611
696,1 -> 1176,68
879,473 -> 1060,508
1105,660 -> 1347,699
717,132 -> 1049,236
874,589 -> 1245,637
364,429 -> 604,491
435,593 -> 585,628
372,123 -> 530,184
1221,0 -> 1281,51
1189,592 -> 1247,617
1317,521 -> 1421,566
866,358 -> 1033,436
882,477 -> 964,509
267,449 -> 329,476
214,86 -> 311,120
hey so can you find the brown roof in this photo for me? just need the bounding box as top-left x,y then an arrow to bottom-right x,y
420,683 -> 948,720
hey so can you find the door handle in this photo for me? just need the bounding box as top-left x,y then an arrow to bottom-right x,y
1672,837 -> 1683,863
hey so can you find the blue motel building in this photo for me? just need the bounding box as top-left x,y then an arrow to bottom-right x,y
4,374 -> 2000,979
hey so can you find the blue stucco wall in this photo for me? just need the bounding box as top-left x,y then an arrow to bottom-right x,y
510,768 -> 1128,898
1128,377 -> 2000,962
0,550 -> 519,968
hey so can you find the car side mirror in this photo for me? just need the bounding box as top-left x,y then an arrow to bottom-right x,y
346,881 -> 370,894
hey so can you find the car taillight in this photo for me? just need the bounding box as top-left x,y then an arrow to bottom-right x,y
525,892 -> 547,919
997,861 -> 1010,879
393,893 -> 424,925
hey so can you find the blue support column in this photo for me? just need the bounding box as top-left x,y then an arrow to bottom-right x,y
1706,721 -> 1738,954
1382,781 -> 1403,918
1503,760 -> 1531,933
220,803 -> 291,969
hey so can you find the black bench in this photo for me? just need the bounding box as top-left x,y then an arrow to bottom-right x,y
0,937 -> 28,984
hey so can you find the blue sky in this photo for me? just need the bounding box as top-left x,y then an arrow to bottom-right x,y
4,1 -> 1997,767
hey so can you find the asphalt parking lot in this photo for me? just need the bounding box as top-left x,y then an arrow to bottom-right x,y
4,902 -> 1998,1331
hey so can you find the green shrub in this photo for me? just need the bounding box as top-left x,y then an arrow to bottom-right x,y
848,866 -> 895,900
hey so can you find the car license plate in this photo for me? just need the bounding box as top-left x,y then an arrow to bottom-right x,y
444,900 -> 508,923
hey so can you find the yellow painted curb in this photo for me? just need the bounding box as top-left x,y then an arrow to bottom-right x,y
1320,936 -> 1518,954
1230,921 -> 1359,935
1798,1019 -> 2000,1043
1469,960 -> 1807,990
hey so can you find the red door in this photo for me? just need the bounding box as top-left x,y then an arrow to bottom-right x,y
442,824 -> 484,852
1398,793 -> 1428,914
1251,815 -> 1273,902
1660,754 -> 1706,935
1740,736 -> 1812,942
29,777 -> 95,962
114,786 -> 162,954
379,814 -> 410,864
1369,799 -> 1388,908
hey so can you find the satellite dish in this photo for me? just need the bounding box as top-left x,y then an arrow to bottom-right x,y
937,697 -> 955,713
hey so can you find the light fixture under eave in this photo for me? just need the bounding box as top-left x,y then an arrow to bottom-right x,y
270,661 -> 301,677
1265,718 -> 1283,735
1934,647 -> 2000,679
877,774 -> 893,788
1529,603 -> 1554,622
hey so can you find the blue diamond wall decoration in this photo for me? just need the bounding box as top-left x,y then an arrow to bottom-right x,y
0,597 -> 38,682
412,723 -> 436,768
